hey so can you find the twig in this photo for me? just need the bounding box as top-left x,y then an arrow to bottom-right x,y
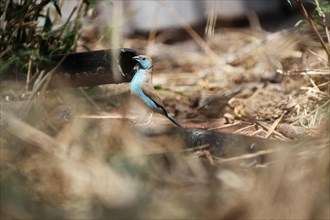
276,69 -> 330,75
204,1 -> 217,51
233,124 -> 256,134
203,150 -> 215,165
265,113 -> 285,139
78,87 -> 102,112
58,6 -> 77,40
213,148 -> 279,163
158,0 -> 219,63
294,0 -> 330,63
26,56 -> 33,91
307,49 -> 328,62
0,0 -> 9,28
72,114 -> 136,120
209,121 -> 242,131
314,0 -> 330,44
39,54 -> 68,93
111,1 -> 122,82
249,129 -> 265,137
146,4 -> 160,56
181,144 -> 210,152
257,121 -> 289,140
226,29 -> 289,64
1,111 -> 58,155
291,99 -> 330,125
20,53 -> 69,117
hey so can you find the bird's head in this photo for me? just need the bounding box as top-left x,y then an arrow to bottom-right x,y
132,55 -> 152,70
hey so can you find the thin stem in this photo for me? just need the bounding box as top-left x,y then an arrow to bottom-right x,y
0,0 -> 9,28
294,0 -> 330,64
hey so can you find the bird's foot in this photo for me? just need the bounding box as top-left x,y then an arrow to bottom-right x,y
135,121 -> 151,127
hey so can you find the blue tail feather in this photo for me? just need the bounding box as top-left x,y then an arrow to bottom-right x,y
166,113 -> 183,128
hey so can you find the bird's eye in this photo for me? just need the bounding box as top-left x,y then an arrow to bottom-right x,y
142,58 -> 146,61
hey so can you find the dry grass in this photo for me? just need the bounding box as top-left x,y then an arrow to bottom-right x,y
1,6 -> 330,220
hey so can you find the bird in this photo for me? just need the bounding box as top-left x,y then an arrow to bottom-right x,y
130,55 -> 182,128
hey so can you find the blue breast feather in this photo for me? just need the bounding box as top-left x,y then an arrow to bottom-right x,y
130,70 -> 159,110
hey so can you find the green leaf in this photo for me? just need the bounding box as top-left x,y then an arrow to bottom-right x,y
0,56 -> 20,76
1,0 -> 96,79
43,9 -> 53,33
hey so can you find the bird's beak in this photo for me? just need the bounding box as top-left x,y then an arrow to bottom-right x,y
132,56 -> 140,61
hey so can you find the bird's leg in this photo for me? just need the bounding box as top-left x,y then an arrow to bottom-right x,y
131,111 -> 153,127
138,112 -> 153,127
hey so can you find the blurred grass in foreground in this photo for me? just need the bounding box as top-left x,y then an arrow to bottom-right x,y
0,87 -> 329,219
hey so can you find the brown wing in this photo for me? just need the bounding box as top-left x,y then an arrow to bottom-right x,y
141,83 -> 165,108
